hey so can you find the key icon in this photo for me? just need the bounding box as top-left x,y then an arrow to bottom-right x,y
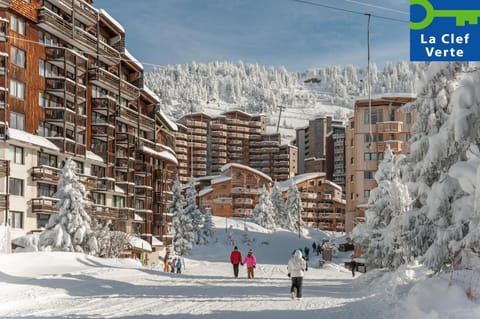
411,0 -> 480,30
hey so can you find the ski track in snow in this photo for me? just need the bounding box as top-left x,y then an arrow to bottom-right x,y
0,260 -> 390,319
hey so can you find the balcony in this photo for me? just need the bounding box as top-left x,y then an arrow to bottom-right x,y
45,77 -> 86,103
32,197 -> 59,214
96,177 -> 115,192
139,113 -> 155,131
31,166 -> 61,183
116,157 -> 135,171
116,132 -> 136,145
0,193 -> 8,210
135,186 -> 153,198
214,197 -> 232,204
91,123 -> 115,140
211,131 -> 227,137
92,97 -> 117,115
377,121 -> 404,133
231,187 -> 262,194
185,120 -> 207,128
88,68 -> 139,101
45,108 -> 86,129
0,0 -> 9,8
48,0 -> 97,26
116,105 -> 139,127
49,138 -> 85,156
234,198 -> 253,205
45,47 -> 87,75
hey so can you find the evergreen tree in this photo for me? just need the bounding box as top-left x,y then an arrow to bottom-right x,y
202,207 -> 215,241
271,181 -> 286,228
402,62 -> 467,271
251,185 -> 276,230
352,146 -> 411,269
39,159 -> 98,254
285,181 -> 304,234
184,181 -> 204,244
169,179 -> 193,256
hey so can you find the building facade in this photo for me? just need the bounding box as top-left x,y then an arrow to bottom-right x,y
175,110 -> 297,183
278,173 -> 345,232
197,163 -> 272,218
0,0 -> 177,245
344,94 -> 416,233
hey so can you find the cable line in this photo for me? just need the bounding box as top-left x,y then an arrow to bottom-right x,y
341,0 -> 408,15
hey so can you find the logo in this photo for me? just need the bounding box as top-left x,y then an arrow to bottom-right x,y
410,0 -> 480,61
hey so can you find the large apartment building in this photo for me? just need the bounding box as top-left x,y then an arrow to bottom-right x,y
295,116 -> 346,189
175,110 -> 297,183
0,0 -> 178,245
344,94 -> 416,233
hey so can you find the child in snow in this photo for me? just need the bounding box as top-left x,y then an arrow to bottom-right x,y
176,258 -> 184,274
243,249 -> 256,279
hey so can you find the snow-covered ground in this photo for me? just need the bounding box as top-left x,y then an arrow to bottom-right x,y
0,217 -> 479,318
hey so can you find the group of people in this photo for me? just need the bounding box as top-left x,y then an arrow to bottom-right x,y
163,251 -> 185,274
229,246 -> 307,300
230,246 -> 257,279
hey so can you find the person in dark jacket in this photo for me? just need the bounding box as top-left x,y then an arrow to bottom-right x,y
230,246 -> 243,278
351,259 -> 357,277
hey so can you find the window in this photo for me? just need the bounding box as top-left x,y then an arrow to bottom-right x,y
39,31 -> 58,46
37,214 -> 50,229
9,145 -> 24,164
10,112 -> 25,130
11,46 -> 25,68
389,134 -> 395,140
10,14 -> 25,35
134,199 -> 144,210
39,92 -> 59,108
8,211 -> 23,228
37,183 -> 56,197
72,160 -> 84,174
364,109 -> 383,124
389,109 -> 395,121
91,165 -> 105,178
92,192 -> 106,205
364,190 -> 371,198
350,157 -> 354,164
350,175 -> 354,182
38,152 -> 57,167
10,79 -> 25,100
378,134 -> 384,142
113,195 -> 125,208
378,152 -> 384,161
364,152 -> 377,161
9,178 -> 24,196
350,193 -> 355,200
364,171 -> 375,180
406,112 -> 412,124
406,133 -> 412,142
350,138 -> 354,147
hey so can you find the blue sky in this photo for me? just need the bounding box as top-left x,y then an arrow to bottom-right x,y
94,0 -> 409,72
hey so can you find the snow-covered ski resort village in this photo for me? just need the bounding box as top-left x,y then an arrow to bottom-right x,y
1,0 -> 480,318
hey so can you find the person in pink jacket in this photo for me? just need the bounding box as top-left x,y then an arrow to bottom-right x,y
243,249 -> 257,279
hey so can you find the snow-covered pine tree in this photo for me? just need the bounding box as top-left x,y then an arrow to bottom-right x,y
0,224 -> 11,253
169,179 -> 193,256
401,62 -> 466,268
92,219 -> 131,258
270,181 -> 286,228
285,180 -> 304,234
39,159 -> 98,254
251,185 -> 276,230
184,181 -> 204,244
352,146 -> 411,269
202,207 -> 215,241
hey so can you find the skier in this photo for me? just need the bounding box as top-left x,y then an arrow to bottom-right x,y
230,246 -> 243,278
243,249 -> 257,279
287,249 -> 307,300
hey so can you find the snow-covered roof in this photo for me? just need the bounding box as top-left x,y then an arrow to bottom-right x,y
0,51 -> 8,57
355,93 -> 416,102
7,128 -> 59,151
129,236 -> 152,253
278,172 -> 325,191
156,109 -> 178,132
199,187 -> 213,197
221,110 -> 261,118
86,151 -> 104,164
114,185 -> 125,194
221,163 -> 272,183
99,9 -> 125,33
142,86 -> 160,103
139,146 -> 178,165
211,176 -> 232,185
151,236 -> 163,247
124,49 -> 143,71
178,112 -> 211,121
323,180 -> 342,192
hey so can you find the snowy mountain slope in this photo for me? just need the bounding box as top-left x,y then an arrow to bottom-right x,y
145,61 -> 425,129
0,217 -> 478,318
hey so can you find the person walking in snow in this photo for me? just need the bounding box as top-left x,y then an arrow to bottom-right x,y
351,259 -> 357,277
171,257 -> 177,273
287,249 -> 307,300
163,251 -> 170,272
230,246 -> 243,278
243,249 -> 257,279
176,258 -> 184,274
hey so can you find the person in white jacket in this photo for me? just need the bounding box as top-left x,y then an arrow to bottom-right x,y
287,250 -> 307,299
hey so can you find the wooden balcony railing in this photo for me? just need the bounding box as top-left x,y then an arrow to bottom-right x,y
32,197 -> 59,214
91,97 -> 117,115
45,47 -> 87,73
0,193 -> 8,210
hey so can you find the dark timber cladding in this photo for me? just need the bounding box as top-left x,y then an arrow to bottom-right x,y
0,0 -> 178,246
